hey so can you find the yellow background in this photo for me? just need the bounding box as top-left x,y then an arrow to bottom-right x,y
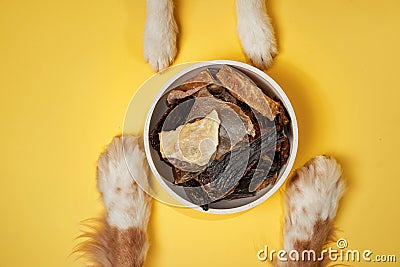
1,0 -> 399,266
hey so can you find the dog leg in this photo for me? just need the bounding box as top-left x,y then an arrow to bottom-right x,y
277,156 -> 345,266
236,0 -> 277,69
77,136 -> 152,267
143,0 -> 178,72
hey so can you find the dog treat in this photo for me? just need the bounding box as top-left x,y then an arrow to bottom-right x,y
149,65 -> 291,208
149,100 -> 194,152
188,96 -> 255,139
187,69 -> 216,83
207,84 -> 238,104
201,129 -> 280,191
182,128 -> 284,207
166,82 -> 209,105
172,167 -> 201,184
195,87 -> 213,98
159,110 -> 220,167
181,179 -> 210,210
221,160 -> 260,200
166,69 -> 216,105
216,65 -> 280,120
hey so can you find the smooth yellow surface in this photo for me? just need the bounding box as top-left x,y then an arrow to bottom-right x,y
1,0 -> 400,266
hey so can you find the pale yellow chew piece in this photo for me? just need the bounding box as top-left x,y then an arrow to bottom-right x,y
159,110 -> 220,166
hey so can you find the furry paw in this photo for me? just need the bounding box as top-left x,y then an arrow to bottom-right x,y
97,135 -> 151,230
281,155 -> 345,259
237,12 -> 277,70
287,155 -> 345,223
143,0 -> 178,72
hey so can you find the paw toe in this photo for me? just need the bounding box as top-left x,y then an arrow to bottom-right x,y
147,53 -> 175,72
250,53 -> 275,70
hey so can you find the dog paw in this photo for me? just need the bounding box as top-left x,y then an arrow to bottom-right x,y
288,155 -> 345,221
237,16 -> 277,70
97,135 -> 151,229
143,13 -> 177,72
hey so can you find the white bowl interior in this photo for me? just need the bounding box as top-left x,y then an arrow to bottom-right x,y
144,60 -> 298,214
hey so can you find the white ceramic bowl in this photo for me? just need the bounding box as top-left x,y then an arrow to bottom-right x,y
144,60 -> 298,214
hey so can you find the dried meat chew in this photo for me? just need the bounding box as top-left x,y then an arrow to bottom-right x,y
184,128 -> 284,206
149,65 -> 292,208
207,84 -> 238,104
159,110 -> 220,168
187,96 -> 255,161
188,96 -> 255,138
149,100 -> 194,153
187,68 -> 216,83
166,81 -> 209,105
216,65 -> 280,121
172,167 -> 200,184
166,69 -> 216,105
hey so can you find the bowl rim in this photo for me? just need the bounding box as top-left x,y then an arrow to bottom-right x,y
143,60 -> 298,214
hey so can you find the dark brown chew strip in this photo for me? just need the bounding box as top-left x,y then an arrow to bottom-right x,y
181,179 -> 210,211
213,134 -> 287,202
193,128 -> 284,202
218,160 -> 260,200
149,104 -> 176,153
172,167 -> 201,184
207,84 -> 238,105
216,65 -> 280,121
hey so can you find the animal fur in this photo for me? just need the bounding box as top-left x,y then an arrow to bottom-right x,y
76,134 -> 345,266
76,136 -> 152,267
277,155 -> 346,267
143,0 -> 277,71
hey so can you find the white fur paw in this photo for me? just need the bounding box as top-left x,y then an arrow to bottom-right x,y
143,1 -> 178,72
97,135 -> 151,230
237,14 -> 277,69
288,155 -> 345,221
282,156 -> 345,250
